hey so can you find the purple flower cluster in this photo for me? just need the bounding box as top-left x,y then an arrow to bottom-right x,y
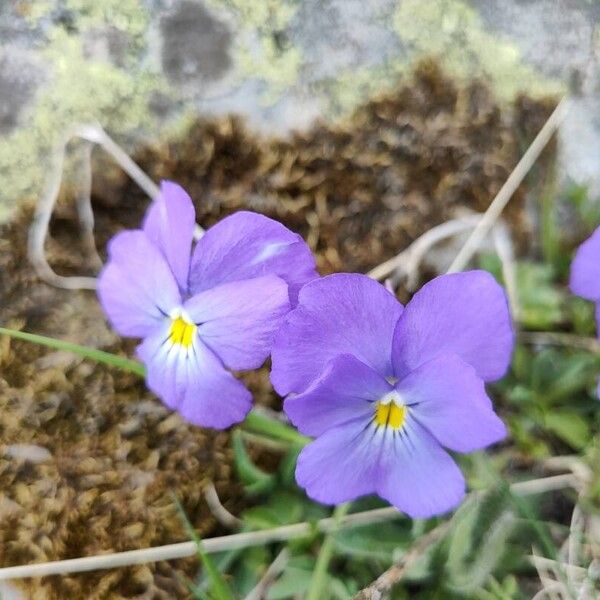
98,181 -> 317,428
99,180 -> 514,517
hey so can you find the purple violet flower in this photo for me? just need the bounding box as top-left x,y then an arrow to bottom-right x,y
98,181 -> 318,429
271,272 -> 514,518
570,226 -> 600,396
570,227 -> 600,306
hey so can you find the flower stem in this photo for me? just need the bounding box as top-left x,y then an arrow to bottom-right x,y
0,326 -> 145,376
306,503 -> 352,600
242,410 -> 309,446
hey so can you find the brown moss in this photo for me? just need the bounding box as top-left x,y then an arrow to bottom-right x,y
92,60 -> 556,280
0,59 -> 557,598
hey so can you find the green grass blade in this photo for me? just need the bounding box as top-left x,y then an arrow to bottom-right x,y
0,326 -> 145,376
173,495 -> 236,600
179,572 -> 213,600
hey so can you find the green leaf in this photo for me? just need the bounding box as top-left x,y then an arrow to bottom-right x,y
196,550 -> 244,597
508,489 -> 578,599
478,253 -> 503,280
477,575 -> 520,600
505,384 -> 534,406
329,575 -> 357,599
446,487 -> 514,594
232,430 -> 276,495
568,296 -> 597,336
506,416 -> 550,459
332,521 -> 410,561
267,565 -> 313,600
479,257 -> 566,329
529,349 -> 598,405
515,262 -> 565,330
510,345 -> 534,382
544,355 -> 598,404
543,410 -> 591,449
231,545 -> 270,597
565,183 -> 600,230
173,496 -> 235,600
241,491 -> 326,532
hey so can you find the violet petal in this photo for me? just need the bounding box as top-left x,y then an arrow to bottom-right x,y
142,180 -> 196,293
398,354 -> 507,453
184,275 -> 290,371
189,211 -> 317,304
97,230 -> 180,338
392,271 -> 513,382
271,274 -> 403,395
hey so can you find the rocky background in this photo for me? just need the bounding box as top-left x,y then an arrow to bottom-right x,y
0,0 -> 598,215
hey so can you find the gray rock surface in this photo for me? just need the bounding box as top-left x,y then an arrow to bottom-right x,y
160,1 -> 232,86
477,0 -> 598,80
0,48 -> 44,135
0,0 -> 598,209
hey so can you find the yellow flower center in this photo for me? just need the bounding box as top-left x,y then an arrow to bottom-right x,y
169,316 -> 196,347
374,401 -> 407,430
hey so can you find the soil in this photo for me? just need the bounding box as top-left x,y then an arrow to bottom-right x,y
0,60 -> 556,599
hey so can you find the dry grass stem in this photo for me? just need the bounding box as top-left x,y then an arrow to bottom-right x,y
28,127 -> 98,290
243,549 -> 290,600
28,124 -> 165,291
351,521 -> 451,600
367,214 -> 481,285
447,97 -> 569,273
203,481 -> 242,530
531,583 -> 568,600
0,473 -> 570,586
519,332 -> 600,354
493,222 -> 520,321
76,124 -> 159,200
0,506 -> 401,580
